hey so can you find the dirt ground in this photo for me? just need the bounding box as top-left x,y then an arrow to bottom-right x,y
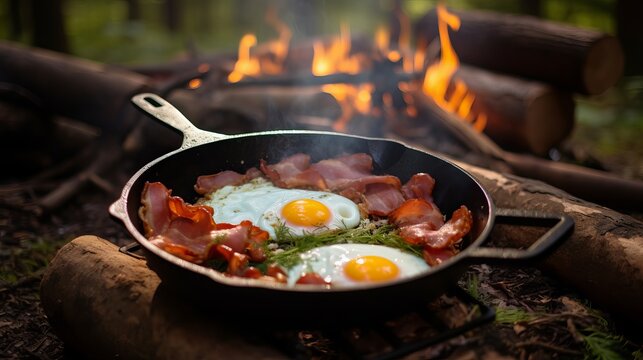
1,100 -> 642,358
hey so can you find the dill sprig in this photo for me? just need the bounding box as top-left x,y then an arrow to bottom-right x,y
266,221 -> 423,269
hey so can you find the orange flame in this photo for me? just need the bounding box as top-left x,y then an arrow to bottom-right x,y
312,23 -> 361,76
312,24 -> 373,132
228,9 -> 291,83
228,34 -> 260,83
422,4 -> 486,131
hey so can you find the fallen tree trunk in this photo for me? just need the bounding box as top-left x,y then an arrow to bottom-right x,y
414,8 -> 624,95
40,236 -> 285,360
454,162 -> 643,326
0,41 -> 150,134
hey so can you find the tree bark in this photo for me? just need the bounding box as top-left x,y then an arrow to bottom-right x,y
414,8 -> 624,95
40,236 -> 286,360
453,162 -> 643,326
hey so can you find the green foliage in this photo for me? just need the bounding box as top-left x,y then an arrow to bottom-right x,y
267,221 -> 422,269
464,272 -> 481,301
581,329 -> 629,360
494,307 -> 541,324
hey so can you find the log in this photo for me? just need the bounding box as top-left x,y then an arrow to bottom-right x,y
452,65 -> 575,155
0,41 -> 151,134
40,236 -> 285,360
414,8 -> 624,95
454,162 -> 643,327
208,86 -> 342,129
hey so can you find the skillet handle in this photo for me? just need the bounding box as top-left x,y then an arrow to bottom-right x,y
131,93 -> 229,148
465,208 -> 574,263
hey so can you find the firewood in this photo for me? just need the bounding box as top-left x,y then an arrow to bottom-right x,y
414,8 -> 624,95
454,162 -> 643,326
453,65 -> 575,155
40,236 -> 285,360
0,41 -> 151,134
208,86 -> 342,128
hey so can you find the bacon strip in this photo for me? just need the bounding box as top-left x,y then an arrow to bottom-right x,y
397,206 -> 473,249
310,153 -> 373,189
140,182 -> 269,265
260,154 -> 327,190
401,173 -> 436,202
194,167 -> 263,195
389,198 -> 444,230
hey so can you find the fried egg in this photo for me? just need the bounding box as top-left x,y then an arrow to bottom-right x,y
286,244 -> 430,287
199,178 -> 361,238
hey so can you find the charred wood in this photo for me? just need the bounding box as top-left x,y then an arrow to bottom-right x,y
414,8 -> 624,95
208,86 -> 342,129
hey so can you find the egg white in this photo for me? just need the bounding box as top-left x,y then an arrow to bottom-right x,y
199,178 -> 361,238
286,243 -> 430,287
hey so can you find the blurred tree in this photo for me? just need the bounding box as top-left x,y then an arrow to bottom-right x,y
127,0 -> 141,21
616,0 -> 643,75
30,0 -> 69,53
164,0 -> 182,32
8,0 -> 22,40
519,0 -> 542,17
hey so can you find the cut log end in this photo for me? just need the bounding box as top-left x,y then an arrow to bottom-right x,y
525,90 -> 575,155
583,35 -> 625,95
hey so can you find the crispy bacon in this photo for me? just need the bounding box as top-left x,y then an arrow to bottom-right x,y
398,206 -> 473,249
389,198 -> 444,230
260,153 -> 327,190
310,153 -> 373,189
194,167 -> 263,195
140,182 -> 269,264
401,173 -> 436,202
360,183 -> 406,217
423,246 -> 458,266
296,272 -> 331,285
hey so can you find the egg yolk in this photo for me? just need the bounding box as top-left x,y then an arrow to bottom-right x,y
343,256 -> 400,282
281,199 -> 331,227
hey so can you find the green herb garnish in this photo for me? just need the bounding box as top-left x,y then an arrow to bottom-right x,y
266,220 -> 423,269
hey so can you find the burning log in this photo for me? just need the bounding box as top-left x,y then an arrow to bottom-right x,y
452,65 -> 575,155
208,86 -> 342,128
414,8 -> 624,95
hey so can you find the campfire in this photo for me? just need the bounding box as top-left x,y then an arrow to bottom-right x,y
1,2 -> 642,359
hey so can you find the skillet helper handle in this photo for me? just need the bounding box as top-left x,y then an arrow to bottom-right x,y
131,92 -> 228,147
466,208 -> 574,263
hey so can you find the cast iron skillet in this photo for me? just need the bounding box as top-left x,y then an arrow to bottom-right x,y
110,93 -> 573,319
